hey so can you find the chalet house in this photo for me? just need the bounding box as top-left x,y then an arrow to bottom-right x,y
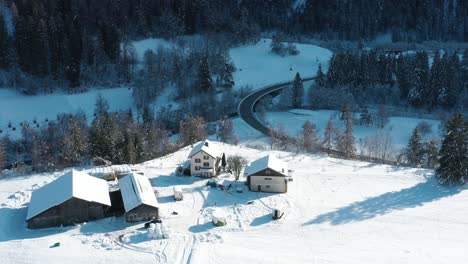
244,155 -> 289,193
26,170 -> 111,229
188,140 -> 221,177
119,173 -> 159,222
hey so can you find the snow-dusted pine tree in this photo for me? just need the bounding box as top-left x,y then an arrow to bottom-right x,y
406,127 -> 424,166
291,72 -> 304,108
436,113 -> 468,185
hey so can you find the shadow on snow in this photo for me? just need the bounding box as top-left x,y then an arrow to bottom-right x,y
304,177 -> 465,226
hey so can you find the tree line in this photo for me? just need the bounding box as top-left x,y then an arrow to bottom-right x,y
306,49 -> 468,112
0,95 -> 236,174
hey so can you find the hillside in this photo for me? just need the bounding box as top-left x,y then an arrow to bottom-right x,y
1,142 -> 467,263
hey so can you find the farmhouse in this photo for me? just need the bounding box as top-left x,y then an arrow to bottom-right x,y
245,155 -> 289,193
188,140 -> 222,177
119,173 -> 159,222
26,170 -> 111,229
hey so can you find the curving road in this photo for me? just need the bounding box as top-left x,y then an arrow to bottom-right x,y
238,77 -> 316,135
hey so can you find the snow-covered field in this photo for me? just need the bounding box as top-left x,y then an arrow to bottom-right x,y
230,38 -> 332,89
1,141 -> 467,264
264,109 -> 442,153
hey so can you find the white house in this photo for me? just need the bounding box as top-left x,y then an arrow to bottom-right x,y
188,140 -> 221,177
244,155 -> 289,193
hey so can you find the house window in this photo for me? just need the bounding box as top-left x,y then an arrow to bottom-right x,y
195,158 -> 201,163
203,155 -> 210,160
266,185 -> 270,188
265,169 -> 271,175
195,166 -> 200,171
264,177 -> 272,180
203,162 -> 210,167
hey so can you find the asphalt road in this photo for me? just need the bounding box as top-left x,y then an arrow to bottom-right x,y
237,77 -> 316,135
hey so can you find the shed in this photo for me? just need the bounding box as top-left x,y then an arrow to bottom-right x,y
244,155 -> 289,193
27,170 -> 111,229
119,173 -> 159,222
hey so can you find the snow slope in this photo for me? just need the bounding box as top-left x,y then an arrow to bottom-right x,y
1,141 -> 467,264
230,38 -> 333,89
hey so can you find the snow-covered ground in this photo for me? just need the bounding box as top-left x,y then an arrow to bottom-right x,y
230,38 -> 332,89
1,141 -> 467,263
264,109 -> 441,153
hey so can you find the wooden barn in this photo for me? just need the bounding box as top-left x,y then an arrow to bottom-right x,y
245,155 -> 289,193
119,173 -> 159,222
26,170 -> 111,229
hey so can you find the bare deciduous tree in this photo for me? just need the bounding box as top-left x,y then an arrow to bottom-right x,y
227,155 -> 248,181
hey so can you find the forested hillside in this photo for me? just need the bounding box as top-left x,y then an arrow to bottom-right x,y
0,0 -> 466,91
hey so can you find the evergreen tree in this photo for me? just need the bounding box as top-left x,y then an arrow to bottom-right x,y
123,130 -> 137,164
291,72 -> 304,108
197,56 -> 212,93
359,105 -> 372,126
423,140 -> 438,169
220,59 -> 235,90
100,23 -> 120,63
95,94 -> 110,116
315,64 -> 327,88
0,138 -> 5,168
406,127 -> 424,166
436,113 -> 468,185
62,115 -> 89,166
0,15 -> 12,69
408,52 -> 429,107
428,50 -> 443,109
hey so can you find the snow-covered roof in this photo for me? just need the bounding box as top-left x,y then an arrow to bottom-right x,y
188,140 -> 221,159
119,173 -> 158,212
86,164 -> 133,177
244,155 -> 288,176
27,170 -> 111,220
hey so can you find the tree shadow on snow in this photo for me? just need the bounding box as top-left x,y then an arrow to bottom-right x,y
303,177 -> 465,226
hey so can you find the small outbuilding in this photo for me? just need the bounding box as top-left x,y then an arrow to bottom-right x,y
212,210 -> 228,226
27,170 -> 111,229
119,173 -> 159,222
244,155 -> 289,193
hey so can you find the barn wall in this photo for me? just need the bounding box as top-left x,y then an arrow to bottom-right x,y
247,167 -> 287,193
27,198 -> 109,229
125,204 -> 159,222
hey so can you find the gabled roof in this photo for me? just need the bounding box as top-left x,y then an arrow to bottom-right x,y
188,140 -> 221,159
27,170 -> 111,220
244,155 -> 288,176
119,173 -> 158,212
